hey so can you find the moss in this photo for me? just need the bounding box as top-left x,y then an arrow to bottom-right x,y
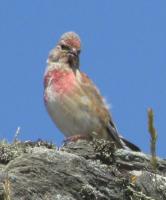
92,139 -> 116,165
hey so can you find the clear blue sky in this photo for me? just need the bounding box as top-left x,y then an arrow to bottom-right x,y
0,1 -> 165,157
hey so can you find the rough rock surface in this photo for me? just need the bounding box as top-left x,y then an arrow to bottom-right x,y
0,139 -> 166,200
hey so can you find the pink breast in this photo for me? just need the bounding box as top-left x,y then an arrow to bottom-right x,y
44,69 -> 76,95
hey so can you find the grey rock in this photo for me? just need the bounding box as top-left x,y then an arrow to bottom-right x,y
0,139 -> 165,200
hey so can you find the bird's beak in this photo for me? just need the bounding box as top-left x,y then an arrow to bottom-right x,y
68,48 -> 78,57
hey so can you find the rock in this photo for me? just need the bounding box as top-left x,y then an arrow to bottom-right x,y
0,139 -> 165,200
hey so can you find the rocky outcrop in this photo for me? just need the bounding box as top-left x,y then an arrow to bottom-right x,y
0,139 -> 166,200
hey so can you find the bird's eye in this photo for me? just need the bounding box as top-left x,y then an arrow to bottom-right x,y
77,50 -> 81,54
61,44 -> 70,51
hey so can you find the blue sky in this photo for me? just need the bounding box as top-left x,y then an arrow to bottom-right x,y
0,1 -> 165,157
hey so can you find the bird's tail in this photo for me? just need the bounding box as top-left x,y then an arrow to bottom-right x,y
120,137 -> 141,152
107,121 -> 141,152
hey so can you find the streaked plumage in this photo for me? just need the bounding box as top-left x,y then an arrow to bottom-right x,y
44,32 -> 140,151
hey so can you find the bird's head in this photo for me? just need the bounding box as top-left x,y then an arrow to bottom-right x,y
48,32 -> 81,70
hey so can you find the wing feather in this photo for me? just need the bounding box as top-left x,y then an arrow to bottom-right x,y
77,71 -> 124,148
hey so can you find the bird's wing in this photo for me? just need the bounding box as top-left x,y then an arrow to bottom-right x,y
76,71 -> 125,148
77,71 -> 141,151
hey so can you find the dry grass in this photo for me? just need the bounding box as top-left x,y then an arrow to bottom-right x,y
147,108 -> 158,171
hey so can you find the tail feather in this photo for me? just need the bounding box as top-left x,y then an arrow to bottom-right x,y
107,121 -> 141,152
120,137 -> 141,152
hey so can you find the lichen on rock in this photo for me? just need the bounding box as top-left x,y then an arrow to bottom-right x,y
0,139 -> 165,200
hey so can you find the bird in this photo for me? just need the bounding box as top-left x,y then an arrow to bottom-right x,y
44,31 -> 140,151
